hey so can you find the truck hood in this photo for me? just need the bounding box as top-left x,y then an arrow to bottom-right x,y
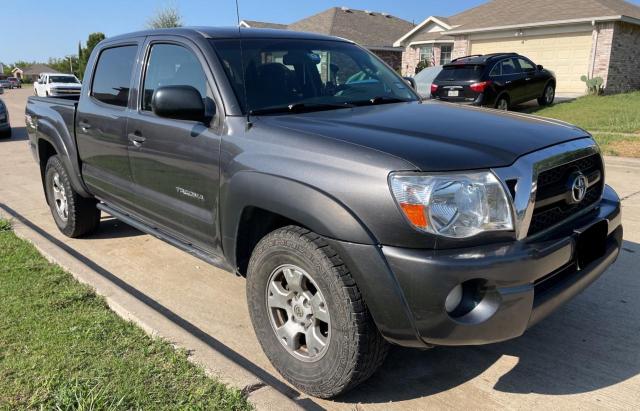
258,101 -> 590,171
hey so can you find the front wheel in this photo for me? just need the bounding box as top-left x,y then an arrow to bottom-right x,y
246,226 -> 389,398
538,84 -> 556,106
45,155 -> 101,237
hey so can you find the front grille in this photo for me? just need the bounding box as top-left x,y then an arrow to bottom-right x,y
528,153 -> 603,236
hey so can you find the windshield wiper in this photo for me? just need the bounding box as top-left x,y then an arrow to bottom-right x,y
249,102 -> 355,116
349,96 -> 414,106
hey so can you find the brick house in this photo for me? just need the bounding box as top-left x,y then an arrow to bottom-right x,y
240,7 -> 415,72
397,0 -> 640,94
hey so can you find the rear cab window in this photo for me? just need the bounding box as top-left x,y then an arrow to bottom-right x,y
91,45 -> 138,107
436,64 -> 484,82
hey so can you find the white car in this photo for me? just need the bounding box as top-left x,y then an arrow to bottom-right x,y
34,73 -> 82,97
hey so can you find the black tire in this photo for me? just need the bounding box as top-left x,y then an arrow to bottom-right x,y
246,226 -> 389,398
45,155 -> 100,237
495,95 -> 510,111
538,84 -> 556,106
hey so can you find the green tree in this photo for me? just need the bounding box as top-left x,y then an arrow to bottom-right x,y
78,32 -> 105,79
147,6 -> 183,29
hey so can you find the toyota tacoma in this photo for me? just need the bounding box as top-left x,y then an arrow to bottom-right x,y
25,27 -> 622,398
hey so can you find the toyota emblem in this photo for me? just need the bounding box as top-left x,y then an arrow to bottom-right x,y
570,173 -> 588,203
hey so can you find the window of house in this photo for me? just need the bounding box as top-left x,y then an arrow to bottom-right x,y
440,45 -> 452,65
419,45 -> 433,64
91,45 -> 137,107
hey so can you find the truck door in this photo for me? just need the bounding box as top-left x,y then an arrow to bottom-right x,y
125,38 -> 222,252
75,41 -> 142,208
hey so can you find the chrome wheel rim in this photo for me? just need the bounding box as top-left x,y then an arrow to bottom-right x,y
52,172 -> 68,221
497,99 -> 509,110
545,86 -> 555,103
266,264 -> 331,362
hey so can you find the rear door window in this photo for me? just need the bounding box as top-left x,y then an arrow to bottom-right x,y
91,45 -> 138,107
436,65 -> 484,81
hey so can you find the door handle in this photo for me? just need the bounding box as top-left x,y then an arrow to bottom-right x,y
525,78 -> 532,81
78,121 -> 91,131
128,132 -> 146,147
506,81 -> 512,84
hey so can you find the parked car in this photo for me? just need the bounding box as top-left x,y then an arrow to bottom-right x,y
0,79 -> 11,91
26,28 -> 621,399
34,73 -> 82,97
413,65 -> 442,98
8,77 -> 22,88
431,53 -> 556,110
0,98 -> 10,138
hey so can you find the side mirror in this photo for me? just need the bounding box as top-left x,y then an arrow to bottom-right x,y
403,76 -> 417,90
152,85 -> 205,122
537,65 -> 544,71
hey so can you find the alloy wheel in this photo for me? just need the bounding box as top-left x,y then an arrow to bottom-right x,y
52,172 -> 68,221
265,264 -> 331,362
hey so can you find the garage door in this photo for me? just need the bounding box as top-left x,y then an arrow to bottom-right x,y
470,32 -> 592,94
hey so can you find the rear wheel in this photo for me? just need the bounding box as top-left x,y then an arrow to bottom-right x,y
495,95 -> 510,111
45,155 -> 100,237
246,226 -> 389,398
538,84 -> 555,106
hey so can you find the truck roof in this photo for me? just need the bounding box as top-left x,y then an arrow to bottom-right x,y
105,27 -> 353,43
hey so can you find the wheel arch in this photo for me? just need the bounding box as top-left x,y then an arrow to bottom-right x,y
221,171 -> 376,275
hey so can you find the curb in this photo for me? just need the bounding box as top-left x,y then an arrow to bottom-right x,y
4,211 -> 304,411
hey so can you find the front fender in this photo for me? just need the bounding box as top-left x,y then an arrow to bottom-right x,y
220,171 -> 376,266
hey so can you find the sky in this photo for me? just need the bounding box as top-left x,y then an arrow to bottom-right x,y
1,0 -> 639,64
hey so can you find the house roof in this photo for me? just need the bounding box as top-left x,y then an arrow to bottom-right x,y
243,7 -> 415,50
446,0 -> 640,33
21,64 -> 60,76
240,20 -> 288,29
398,0 -> 640,44
290,7 -> 414,49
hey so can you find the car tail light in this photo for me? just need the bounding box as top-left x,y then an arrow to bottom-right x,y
430,84 -> 438,94
470,81 -> 492,93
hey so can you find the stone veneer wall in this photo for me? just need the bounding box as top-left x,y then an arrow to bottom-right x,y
400,44 -> 444,76
605,22 -> 640,93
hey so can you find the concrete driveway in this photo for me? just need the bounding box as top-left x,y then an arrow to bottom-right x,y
1,88 -> 639,410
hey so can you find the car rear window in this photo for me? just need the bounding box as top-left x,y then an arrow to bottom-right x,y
436,65 -> 484,81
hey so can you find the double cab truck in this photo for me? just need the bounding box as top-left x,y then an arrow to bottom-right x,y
26,27 -> 622,398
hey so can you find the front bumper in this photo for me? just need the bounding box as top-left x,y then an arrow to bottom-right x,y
329,185 -> 622,348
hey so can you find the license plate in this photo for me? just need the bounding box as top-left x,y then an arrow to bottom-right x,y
448,90 -> 459,97
576,221 -> 608,268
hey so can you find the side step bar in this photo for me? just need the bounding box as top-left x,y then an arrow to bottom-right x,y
96,202 -> 234,273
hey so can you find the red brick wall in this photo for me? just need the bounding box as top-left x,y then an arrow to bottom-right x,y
372,50 -> 403,73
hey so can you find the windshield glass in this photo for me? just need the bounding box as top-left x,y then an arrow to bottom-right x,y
212,38 -> 419,114
50,76 -> 80,84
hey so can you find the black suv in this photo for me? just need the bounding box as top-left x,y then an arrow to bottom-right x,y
431,53 -> 556,110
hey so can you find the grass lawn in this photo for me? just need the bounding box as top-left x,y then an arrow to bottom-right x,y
0,219 -> 251,410
532,91 -> 640,157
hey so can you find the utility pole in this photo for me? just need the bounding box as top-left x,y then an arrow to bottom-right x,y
66,56 -> 74,74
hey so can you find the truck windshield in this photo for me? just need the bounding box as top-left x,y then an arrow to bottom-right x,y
49,76 -> 80,84
212,38 -> 419,114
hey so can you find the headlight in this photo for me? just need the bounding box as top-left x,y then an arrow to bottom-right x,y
390,171 -> 513,238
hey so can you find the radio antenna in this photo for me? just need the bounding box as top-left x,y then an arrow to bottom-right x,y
235,0 -> 252,127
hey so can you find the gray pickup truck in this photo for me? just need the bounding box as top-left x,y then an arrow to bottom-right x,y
26,27 -> 622,398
